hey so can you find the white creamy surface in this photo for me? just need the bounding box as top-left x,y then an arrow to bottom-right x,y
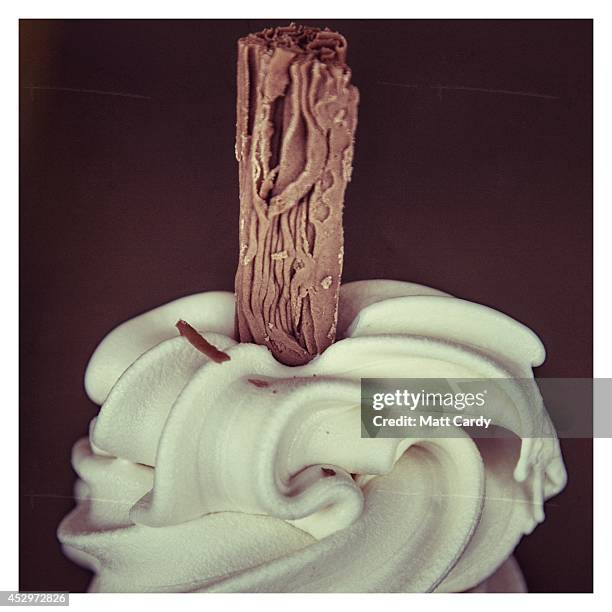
57,280 -> 567,592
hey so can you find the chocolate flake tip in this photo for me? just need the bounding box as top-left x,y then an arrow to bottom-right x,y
175,319 -> 231,363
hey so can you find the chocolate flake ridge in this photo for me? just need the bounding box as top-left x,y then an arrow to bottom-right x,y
235,23 -> 359,366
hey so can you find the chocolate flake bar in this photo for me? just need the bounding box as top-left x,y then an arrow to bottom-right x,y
235,23 -> 359,366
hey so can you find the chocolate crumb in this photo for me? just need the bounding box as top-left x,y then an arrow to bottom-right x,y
175,320 -> 231,363
248,378 -> 270,388
321,467 -> 336,477
320,276 -> 333,289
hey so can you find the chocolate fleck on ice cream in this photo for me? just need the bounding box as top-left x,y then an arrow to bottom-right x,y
234,23 -> 359,366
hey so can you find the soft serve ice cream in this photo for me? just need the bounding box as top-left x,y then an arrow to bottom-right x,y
57,279 -> 567,592
59,23 -> 567,593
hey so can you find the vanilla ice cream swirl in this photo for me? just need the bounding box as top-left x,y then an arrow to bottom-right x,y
58,280 -> 567,592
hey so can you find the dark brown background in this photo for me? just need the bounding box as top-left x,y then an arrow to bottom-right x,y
19,19 -> 593,592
